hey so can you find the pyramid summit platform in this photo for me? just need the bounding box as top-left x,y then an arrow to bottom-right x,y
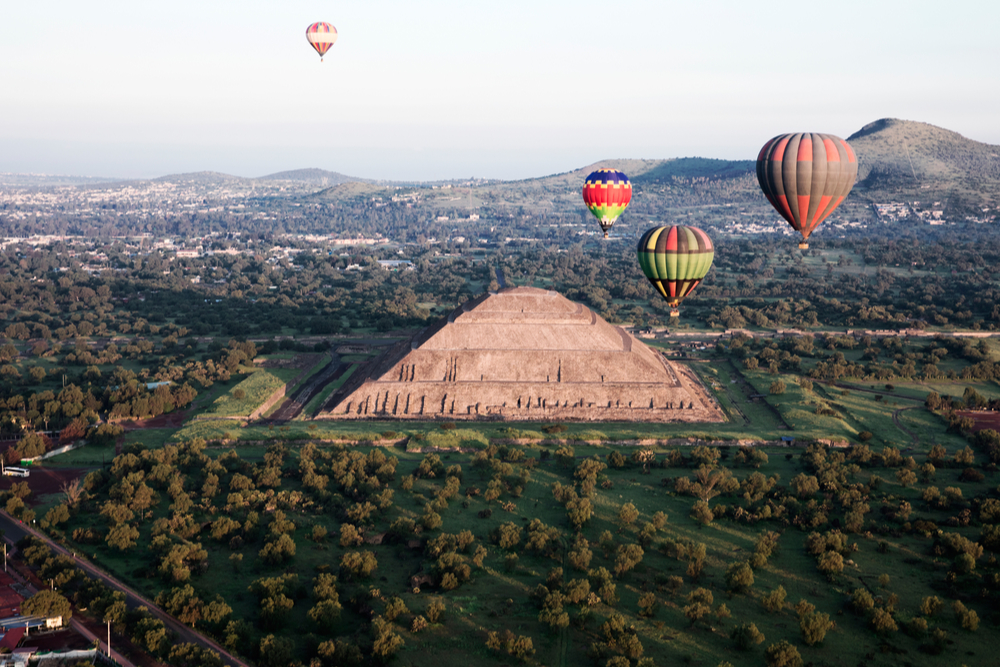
319,287 -> 725,423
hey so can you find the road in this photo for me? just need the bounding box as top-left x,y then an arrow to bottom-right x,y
0,511 -> 248,667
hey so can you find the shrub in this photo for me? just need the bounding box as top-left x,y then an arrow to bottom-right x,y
799,611 -> 833,645
764,640 -> 802,667
762,586 -> 786,612
870,608 -> 898,635
731,622 -> 765,650
690,500 -> 714,525
725,561 -> 754,594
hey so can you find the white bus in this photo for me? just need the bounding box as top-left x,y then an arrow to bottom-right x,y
1,466 -> 29,478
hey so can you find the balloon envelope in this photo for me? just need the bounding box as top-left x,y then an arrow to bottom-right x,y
637,225 -> 714,317
306,22 -> 338,59
756,133 -> 857,249
582,169 -> 631,238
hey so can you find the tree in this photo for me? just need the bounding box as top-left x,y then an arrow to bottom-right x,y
870,607 -> 897,634
493,522 -> 523,549
769,380 -> 786,395
683,588 -> 713,625
167,643 -> 223,667
155,586 -> 204,626
895,468 -> 917,487
105,523 -> 140,551
637,592 -> 658,618
617,502 -> 639,528
568,537 -> 592,571
486,629 -> 535,661
340,550 -> 378,579
764,640 -> 802,667
426,599 -> 445,624
919,596 -> 942,616
258,634 -> 294,667
613,544 -> 644,577
308,599 -> 342,631
731,622 -> 765,650
22,590 -> 71,623
725,561 -> 754,594
953,601 -> 980,631
259,534 -> 296,565
317,639 -> 363,667
372,616 -> 404,661
790,473 -> 819,498
384,597 -> 409,622
690,500 -> 714,525
762,585 -> 786,612
817,551 -> 844,579
13,432 -> 47,459
339,523 -> 364,547
799,611 -> 834,645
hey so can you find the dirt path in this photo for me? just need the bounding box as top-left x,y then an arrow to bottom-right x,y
892,406 -> 922,448
267,354 -> 345,422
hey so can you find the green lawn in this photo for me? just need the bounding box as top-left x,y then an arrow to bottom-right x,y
199,368 -> 297,419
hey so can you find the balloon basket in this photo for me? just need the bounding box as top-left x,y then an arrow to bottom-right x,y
798,242 -> 809,250
603,231 -> 609,239
669,309 -> 680,318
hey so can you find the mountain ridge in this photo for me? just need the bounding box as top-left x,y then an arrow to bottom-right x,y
4,120 -> 998,208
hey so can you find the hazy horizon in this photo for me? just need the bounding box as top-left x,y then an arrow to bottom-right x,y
3,1 -> 998,181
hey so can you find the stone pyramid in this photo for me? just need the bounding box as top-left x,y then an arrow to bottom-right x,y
319,287 -> 724,423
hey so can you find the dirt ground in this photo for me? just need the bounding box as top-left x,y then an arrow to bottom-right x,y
956,410 -> 1000,432
0,457 -> 89,504
117,408 -> 190,430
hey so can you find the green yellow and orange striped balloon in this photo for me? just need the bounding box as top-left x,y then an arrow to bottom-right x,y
637,225 -> 714,317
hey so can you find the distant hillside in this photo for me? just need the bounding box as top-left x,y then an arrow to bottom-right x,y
314,181 -> 401,202
848,118 -> 1000,188
257,168 -> 360,185
154,171 -> 246,183
0,173 -> 121,187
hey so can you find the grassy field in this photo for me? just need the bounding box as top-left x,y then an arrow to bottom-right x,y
23,336 -> 1000,667
42,432 -> 1000,667
198,368 -> 299,419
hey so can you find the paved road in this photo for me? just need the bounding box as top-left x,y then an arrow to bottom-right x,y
0,544 -> 135,667
0,511 -> 248,667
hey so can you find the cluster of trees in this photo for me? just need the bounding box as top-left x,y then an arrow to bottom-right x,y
723,330 -> 1000,384
20,412 -> 999,666
0,338 -> 256,454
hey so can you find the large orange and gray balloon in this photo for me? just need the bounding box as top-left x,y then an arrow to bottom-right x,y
756,133 -> 857,249
306,22 -> 338,60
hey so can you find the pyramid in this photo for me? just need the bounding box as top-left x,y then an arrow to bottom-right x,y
319,287 -> 724,423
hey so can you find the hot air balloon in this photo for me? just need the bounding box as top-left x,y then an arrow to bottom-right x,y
582,169 -> 631,238
306,22 -> 338,61
637,225 -> 714,318
756,133 -> 857,249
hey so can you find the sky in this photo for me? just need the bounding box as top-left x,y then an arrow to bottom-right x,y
2,0 -> 998,181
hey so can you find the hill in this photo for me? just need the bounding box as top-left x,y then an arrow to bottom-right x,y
154,171 -> 247,183
257,168 -> 360,185
844,119 -> 1000,216
848,118 -> 1000,187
